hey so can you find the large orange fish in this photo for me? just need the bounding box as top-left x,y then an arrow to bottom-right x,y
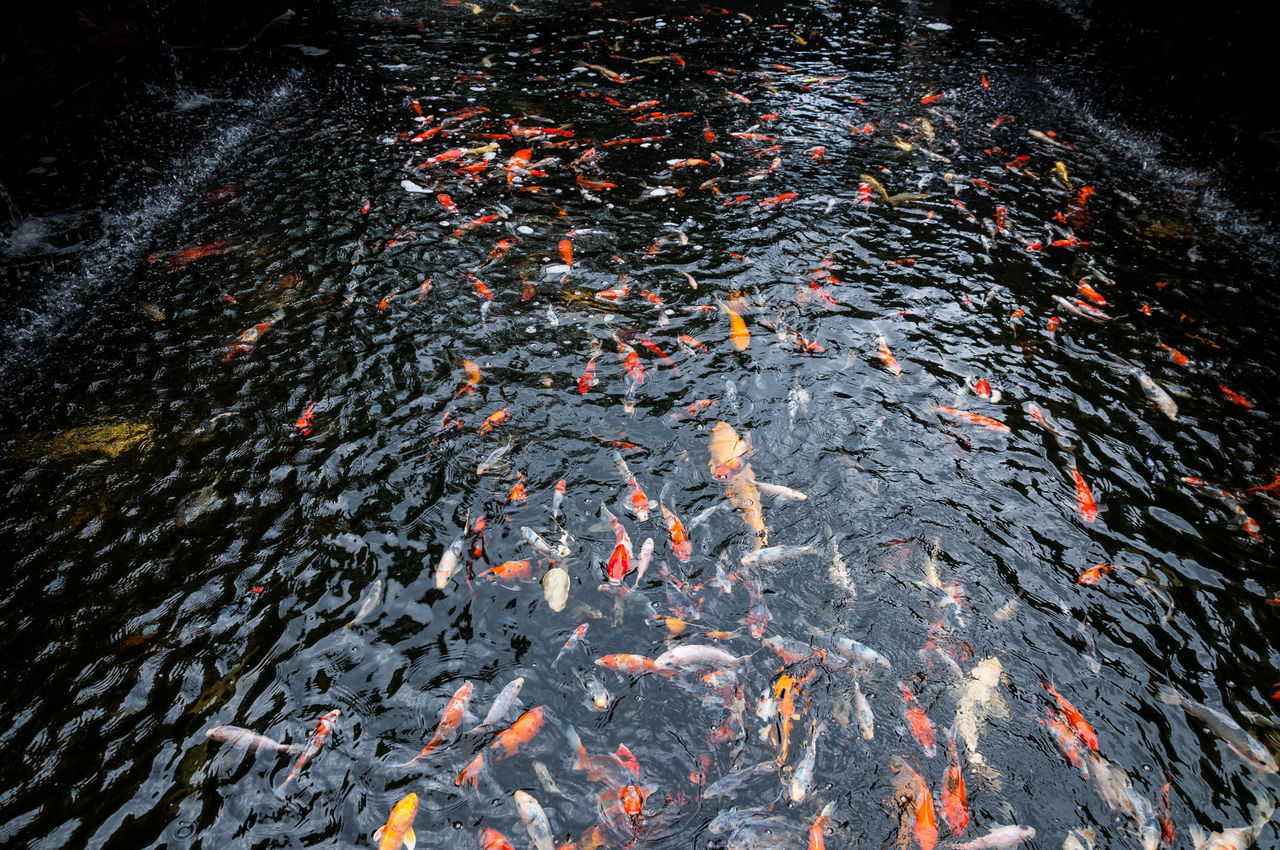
708,422 -> 766,547
716,299 -> 750,350
455,706 -> 546,788
479,407 -> 509,435
595,654 -> 659,675
374,793 -> 418,850
479,827 -> 515,850
559,239 -> 574,266
878,331 -> 902,377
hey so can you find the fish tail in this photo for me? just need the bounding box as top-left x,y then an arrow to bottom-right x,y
1154,684 -> 1181,706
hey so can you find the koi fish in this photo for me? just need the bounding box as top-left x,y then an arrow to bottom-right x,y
1218,383 -> 1252,408
553,624 -> 589,668
1078,280 -> 1107,305
1180,476 -> 1262,541
716,298 -> 750,350
455,706 -> 546,788
559,239 -> 573,266
892,757 -> 938,850
949,826 -> 1036,849
601,506 -> 634,583
206,726 -> 300,753
479,828 -> 515,850
505,472 -> 527,506
596,654 -> 660,675
1157,687 -> 1278,773
1077,564 -> 1117,586
451,214 -> 500,238
468,273 -> 495,301
878,331 -> 901,376
513,790 -> 555,850
1040,712 -> 1091,776
373,793 -> 418,850
789,721 -> 825,803
435,527 -> 468,588
757,192 -> 798,207
550,478 -> 566,519
578,358 -> 597,394
626,476 -> 653,521
942,725 -> 969,835
478,560 -> 536,584
935,406 -> 1010,434
900,681 -> 938,757
224,319 -> 273,361
1042,683 -> 1099,751
1052,294 -> 1112,322
277,708 -> 340,793
595,284 -> 630,302
808,801 -> 835,850
418,148 -> 465,168
437,193 -> 457,213
479,407 -> 509,434
1071,465 -> 1099,522
292,402 -> 317,439
659,502 -> 692,561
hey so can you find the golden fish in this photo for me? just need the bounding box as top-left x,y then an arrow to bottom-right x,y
708,422 -> 767,548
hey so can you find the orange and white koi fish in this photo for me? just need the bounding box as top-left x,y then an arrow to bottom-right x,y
451,214 -> 500,239
224,319 -> 273,361
626,476 -> 653,521
899,681 -> 938,757
878,331 -> 901,376
551,478 -> 566,519
405,681 -> 473,762
1181,476 -> 1263,542
808,801 -> 835,850
505,472 -> 527,506
1077,280 -> 1106,305
659,502 -> 692,561
437,193 -> 457,213
455,706 -> 546,788
595,283 -> 630,302
1077,563 -> 1117,586
595,654 -> 660,675
934,406 -> 1010,434
373,793 -> 418,850
505,147 -> 533,182
553,624 -> 589,668
708,421 -> 767,547
469,275 -> 495,300
277,708 -> 340,793
578,358 -> 597,394
1218,383 -> 1252,408
418,148 -> 465,168
942,726 -> 969,835
1071,465 -> 1098,522
1039,712 -> 1090,776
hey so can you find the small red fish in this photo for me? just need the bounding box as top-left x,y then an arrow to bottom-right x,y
478,407 -> 509,435
468,274 -> 494,301
579,358 -> 597,394
278,709 -> 341,793
558,239 -> 573,266
1218,383 -> 1252,408
899,681 -> 937,757
934,406 -> 1010,434
1077,563 -> 1116,586
757,192 -> 798,207
1042,682 -> 1099,751
437,193 -> 457,213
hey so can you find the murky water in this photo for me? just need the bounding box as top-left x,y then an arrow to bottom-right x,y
2,2 -> 1279,849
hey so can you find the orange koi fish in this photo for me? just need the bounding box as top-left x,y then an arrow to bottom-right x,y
1077,563 -> 1117,586
292,402 -> 317,439
418,147 -> 465,168
278,709 -> 340,793
468,273 -> 494,301
452,214 -> 500,238
942,727 -> 969,835
505,147 -> 533,182
576,175 -> 616,191
1071,465 -> 1098,522
934,406 -> 1010,434
559,239 -> 574,266
899,681 -> 937,757
1039,713 -> 1090,777
145,241 -> 228,270
1157,341 -> 1194,370
894,758 -> 938,850
455,707 -> 546,788
408,681 -> 473,761
877,331 -> 901,376
602,506 -> 634,583
479,407 -> 509,434
506,472 -> 527,506
757,192 -> 798,207
374,793 -> 418,850
808,802 -> 835,850
437,193 -> 457,213
920,91 -> 945,104
617,341 -> 646,386
377,290 -> 397,313
1042,682 -> 1099,751
703,121 -> 716,142
479,827 -> 515,850
626,477 -> 653,522
479,560 -> 535,583
595,284 -> 629,302
659,502 -> 692,561
774,674 -> 801,763
715,299 -> 750,351
1218,383 -> 1252,408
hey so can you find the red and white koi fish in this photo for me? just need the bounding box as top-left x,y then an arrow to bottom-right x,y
1071,465 -> 1099,522
935,406 -> 1010,434
553,624 -> 589,668
601,506 -> 633,584
277,709 -> 340,793
405,681 -> 473,762
660,502 -> 692,561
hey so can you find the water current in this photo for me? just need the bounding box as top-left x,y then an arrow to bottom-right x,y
2,1 -> 1279,849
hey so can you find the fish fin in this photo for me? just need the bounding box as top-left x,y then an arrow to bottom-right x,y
404,828 -> 416,850
564,724 -> 589,771
373,826 -> 384,842
1155,685 -> 1182,706
1189,826 -> 1208,850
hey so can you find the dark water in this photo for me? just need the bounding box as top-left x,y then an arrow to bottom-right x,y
2,1 -> 1279,849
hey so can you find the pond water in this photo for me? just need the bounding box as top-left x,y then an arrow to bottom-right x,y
2,1 -> 1278,849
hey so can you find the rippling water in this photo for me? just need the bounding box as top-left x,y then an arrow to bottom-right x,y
2,1 -> 1278,849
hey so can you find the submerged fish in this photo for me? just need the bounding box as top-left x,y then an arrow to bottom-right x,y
1158,685 -> 1278,773
206,725 -> 301,753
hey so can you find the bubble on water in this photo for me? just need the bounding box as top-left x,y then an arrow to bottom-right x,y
517,225 -> 534,234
